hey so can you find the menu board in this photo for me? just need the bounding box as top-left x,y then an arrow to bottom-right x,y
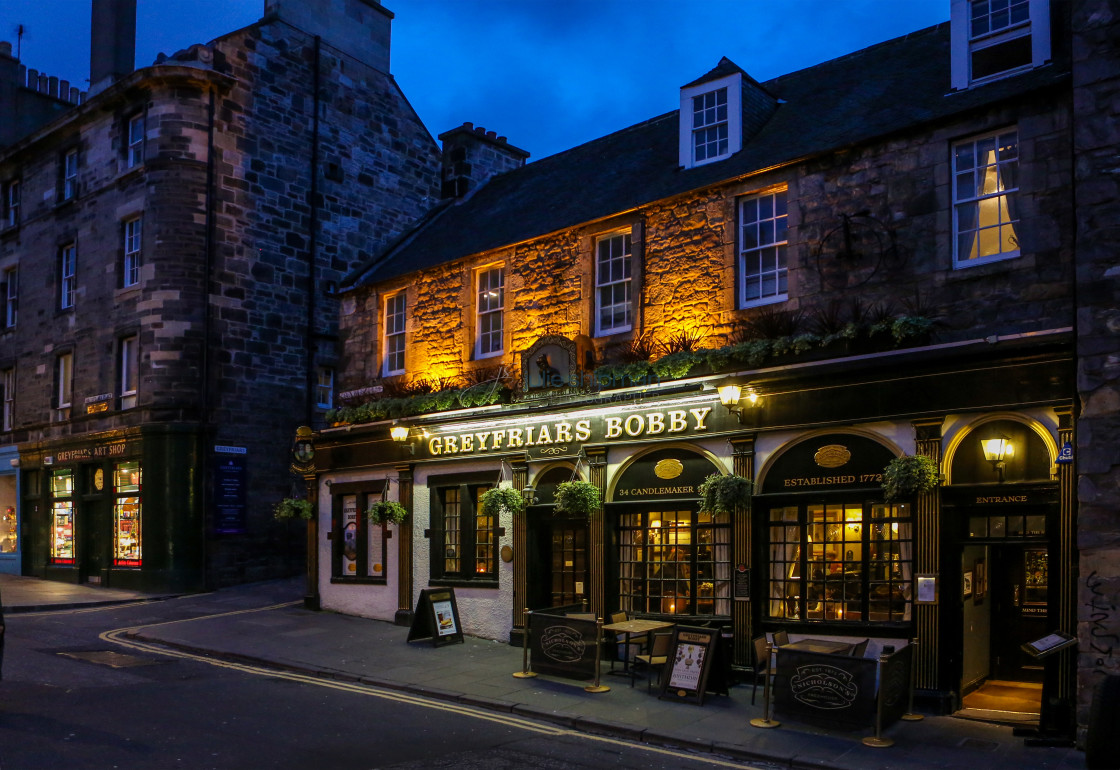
407,588 -> 464,647
658,625 -> 719,705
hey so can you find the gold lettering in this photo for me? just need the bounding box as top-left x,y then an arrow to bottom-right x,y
525,426 -> 536,445
444,436 -> 458,454
605,417 -> 623,439
475,432 -> 490,451
555,423 -> 573,443
624,414 -> 644,436
537,425 -> 553,444
492,431 -> 505,450
690,407 -> 712,430
575,420 -> 591,441
646,413 -> 665,435
668,411 -> 687,432
508,428 -> 523,448
460,434 -> 473,452
428,437 -> 443,455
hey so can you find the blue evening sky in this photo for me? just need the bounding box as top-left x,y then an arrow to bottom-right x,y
1,0 -> 948,160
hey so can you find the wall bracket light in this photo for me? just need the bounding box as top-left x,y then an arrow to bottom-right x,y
980,433 -> 1013,483
716,379 -> 760,424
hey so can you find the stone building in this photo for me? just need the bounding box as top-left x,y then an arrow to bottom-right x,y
0,0 -> 441,590
311,0 -> 1120,740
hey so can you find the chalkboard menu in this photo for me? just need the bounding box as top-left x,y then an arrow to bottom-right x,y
658,625 -> 719,705
407,588 -> 464,647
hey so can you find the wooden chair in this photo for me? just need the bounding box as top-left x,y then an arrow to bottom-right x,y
773,630 -> 790,647
632,630 -> 673,691
849,638 -> 869,658
751,635 -> 773,705
607,611 -> 638,671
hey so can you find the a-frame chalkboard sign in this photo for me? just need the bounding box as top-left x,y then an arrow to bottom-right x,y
658,625 -> 719,705
407,588 -> 465,647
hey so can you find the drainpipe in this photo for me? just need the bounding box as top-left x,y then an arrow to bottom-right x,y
201,84 -> 217,589
305,36 -> 322,425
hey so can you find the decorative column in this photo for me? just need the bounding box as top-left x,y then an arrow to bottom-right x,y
1055,406 -> 1076,706
587,446 -> 608,620
912,417 -> 944,691
394,462 -> 414,625
511,456 -> 529,632
730,434 -> 756,670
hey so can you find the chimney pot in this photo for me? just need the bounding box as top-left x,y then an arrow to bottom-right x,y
474,126 -> 485,134
498,136 -> 507,143
486,130 -> 497,138
0,41 -> 12,58
463,121 -> 473,130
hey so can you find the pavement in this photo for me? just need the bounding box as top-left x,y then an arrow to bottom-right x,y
0,573 -> 1087,770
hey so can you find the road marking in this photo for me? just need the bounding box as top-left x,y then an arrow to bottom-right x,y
101,606 -> 762,769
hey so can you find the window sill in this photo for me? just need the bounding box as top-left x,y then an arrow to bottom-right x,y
739,294 -> 788,311
430,578 -> 499,589
951,251 -> 1020,271
594,325 -> 633,339
330,577 -> 387,585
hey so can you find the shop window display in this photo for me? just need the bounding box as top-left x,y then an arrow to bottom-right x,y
1,505 -> 15,553
113,461 -> 142,567
50,469 -> 75,564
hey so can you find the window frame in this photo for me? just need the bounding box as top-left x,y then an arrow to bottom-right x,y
119,335 -> 139,410
315,366 -> 334,410
4,180 -> 19,229
3,266 -> 17,328
330,485 -> 390,583
738,189 -> 789,308
62,149 -> 78,201
950,0 -> 1051,88
60,243 -> 77,310
383,292 -> 407,376
678,72 -> 743,169
952,128 -> 1020,269
127,113 -> 145,168
55,352 -> 73,421
475,265 -> 505,359
429,481 -> 500,586
594,230 -> 633,336
2,368 -> 13,432
123,216 -> 142,287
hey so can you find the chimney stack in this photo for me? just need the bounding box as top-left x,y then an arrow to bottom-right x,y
89,0 -> 136,96
437,122 -> 529,199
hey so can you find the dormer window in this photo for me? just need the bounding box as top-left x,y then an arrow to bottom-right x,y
951,0 -> 1050,88
679,72 -> 742,169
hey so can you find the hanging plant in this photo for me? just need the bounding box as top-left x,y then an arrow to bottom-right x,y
479,486 -> 524,518
882,454 -> 940,501
697,474 -> 753,515
274,497 -> 313,521
553,480 -> 601,517
367,499 -> 409,525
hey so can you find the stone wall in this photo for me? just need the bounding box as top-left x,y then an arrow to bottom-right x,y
1072,0 -> 1120,731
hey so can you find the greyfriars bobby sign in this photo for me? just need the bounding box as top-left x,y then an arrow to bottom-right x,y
520,335 -> 579,395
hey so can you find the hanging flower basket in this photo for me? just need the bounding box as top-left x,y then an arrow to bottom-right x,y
274,497 -> 313,521
553,480 -> 601,517
697,474 -> 753,515
479,486 -> 524,518
881,454 -> 940,501
367,499 -> 409,525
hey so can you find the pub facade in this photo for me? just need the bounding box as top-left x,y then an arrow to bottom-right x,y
314,0 -> 1088,730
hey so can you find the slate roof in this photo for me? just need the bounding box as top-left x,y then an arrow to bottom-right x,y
345,21 -> 1069,289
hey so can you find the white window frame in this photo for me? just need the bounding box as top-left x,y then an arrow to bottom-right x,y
594,231 -> 633,336
738,189 -> 789,308
316,367 -> 334,410
60,243 -> 76,310
127,114 -> 145,168
123,217 -> 142,287
2,368 -> 13,432
950,0 -> 1050,89
63,149 -> 78,200
56,353 -> 73,421
3,267 -> 17,328
953,128 -> 1020,268
383,293 -> 407,376
475,265 -> 505,359
679,72 -> 742,169
5,180 -> 19,228
120,336 -> 138,410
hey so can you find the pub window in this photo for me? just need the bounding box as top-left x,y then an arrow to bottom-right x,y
332,490 -> 387,582
113,461 -> 142,567
383,292 -> 406,376
618,508 -> 731,616
768,501 -> 913,624
475,265 -> 505,359
50,469 -> 75,565
430,484 -> 498,583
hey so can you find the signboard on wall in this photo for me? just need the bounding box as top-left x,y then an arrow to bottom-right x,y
759,434 -> 897,495
612,447 -> 721,503
212,448 -> 247,534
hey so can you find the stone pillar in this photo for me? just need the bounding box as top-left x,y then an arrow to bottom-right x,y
1055,407 -> 1077,709
912,417 -> 944,692
587,446 -> 608,620
394,463 -> 414,626
730,434 -> 755,669
511,456 -> 529,632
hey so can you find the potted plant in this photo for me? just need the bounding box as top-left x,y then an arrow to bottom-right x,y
553,480 -> 601,517
697,473 -> 753,515
479,485 -> 524,518
881,454 -> 940,500
367,499 -> 409,525
274,497 -> 313,521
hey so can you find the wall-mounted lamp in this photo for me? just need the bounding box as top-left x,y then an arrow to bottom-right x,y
716,379 -> 760,423
981,434 -> 1013,483
390,423 -> 414,455
521,485 -> 537,506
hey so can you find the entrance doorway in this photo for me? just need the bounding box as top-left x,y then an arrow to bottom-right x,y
527,512 -> 589,610
81,498 -> 110,585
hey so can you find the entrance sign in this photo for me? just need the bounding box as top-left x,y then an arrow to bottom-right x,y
658,625 -> 719,705
407,588 -> 464,647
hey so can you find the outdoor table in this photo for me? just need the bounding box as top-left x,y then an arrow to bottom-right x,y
602,619 -> 675,679
782,638 -> 854,655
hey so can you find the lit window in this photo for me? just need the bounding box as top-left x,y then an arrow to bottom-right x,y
595,232 -> 632,335
476,266 -> 504,358
2,368 -> 13,432
63,149 -> 78,201
431,484 -> 497,582
3,267 -> 16,328
56,353 -> 73,421
50,470 -> 75,565
4,180 -> 18,228
693,87 -> 728,164
120,336 -> 138,410
127,114 -> 145,168
113,461 -> 142,567
383,293 -> 406,375
333,490 -> 387,581
954,129 -> 1019,267
60,243 -> 76,309
316,367 -> 334,410
739,190 -> 788,306
123,217 -> 142,287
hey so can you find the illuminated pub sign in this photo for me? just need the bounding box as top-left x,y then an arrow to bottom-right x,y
760,434 -> 897,494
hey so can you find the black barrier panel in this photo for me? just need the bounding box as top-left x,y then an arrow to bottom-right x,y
774,648 -> 878,730
529,612 -> 599,681
879,645 -> 912,725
